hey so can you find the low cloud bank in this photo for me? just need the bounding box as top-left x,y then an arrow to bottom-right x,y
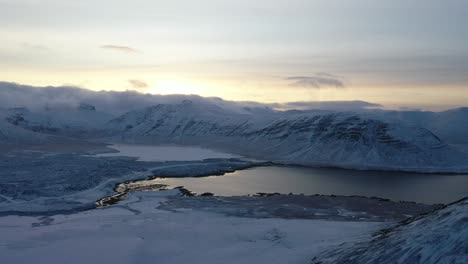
0,82 -> 382,115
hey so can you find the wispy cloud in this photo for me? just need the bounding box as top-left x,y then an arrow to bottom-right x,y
100,45 -> 140,54
128,79 -> 149,89
285,73 -> 346,89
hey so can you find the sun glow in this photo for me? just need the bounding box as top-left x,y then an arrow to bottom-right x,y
148,80 -> 202,95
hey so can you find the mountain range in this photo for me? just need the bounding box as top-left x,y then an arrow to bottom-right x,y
1,82 -> 468,173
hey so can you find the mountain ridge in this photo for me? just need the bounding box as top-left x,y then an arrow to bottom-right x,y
105,102 -> 468,173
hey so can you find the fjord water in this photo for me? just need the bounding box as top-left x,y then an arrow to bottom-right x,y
97,144 -> 468,204
96,144 -> 239,161
156,166 -> 468,204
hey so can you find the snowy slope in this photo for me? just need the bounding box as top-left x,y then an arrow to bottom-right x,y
0,114 -> 52,145
106,101 -> 468,172
369,107 -> 468,144
428,107 -> 468,144
312,197 -> 468,264
2,104 -> 113,138
0,106 -> 110,151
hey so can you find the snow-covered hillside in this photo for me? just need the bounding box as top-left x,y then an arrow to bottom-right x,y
312,197 -> 468,263
106,101 -> 468,172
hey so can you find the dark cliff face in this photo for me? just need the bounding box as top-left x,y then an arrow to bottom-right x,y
239,113 -> 447,160
244,115 -> 375,143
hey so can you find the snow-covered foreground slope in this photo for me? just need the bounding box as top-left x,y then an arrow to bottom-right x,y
0,190 -> 385,264
106,101 -> 468,172
312,197 -> 468,264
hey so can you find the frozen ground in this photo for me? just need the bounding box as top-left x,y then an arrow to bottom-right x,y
0,149 -> 258,214
95,144 -> 241,161
156,194 -> 440,222
0,190 -> 386,264
0,151 -> 155,214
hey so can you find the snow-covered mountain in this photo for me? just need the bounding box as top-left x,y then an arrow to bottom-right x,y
312,197 -> 468,263
1,82 -> 468,172
106,101 -> 468,172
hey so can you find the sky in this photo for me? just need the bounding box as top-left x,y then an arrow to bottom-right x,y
1,0 -> 468,110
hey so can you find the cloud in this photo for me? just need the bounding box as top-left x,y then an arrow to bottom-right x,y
128,79 -> 149,89
285,73 -> 346,89
100,45 -> 140,54
0,82 -> 263,115
269,100 -> 382,111
0,82 -> 382,115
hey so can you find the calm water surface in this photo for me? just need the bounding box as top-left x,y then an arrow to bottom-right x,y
156,166 -> 468,204
96,144 -> 239,161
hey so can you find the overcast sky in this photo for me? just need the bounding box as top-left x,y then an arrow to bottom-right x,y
1,0 -> 467,110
